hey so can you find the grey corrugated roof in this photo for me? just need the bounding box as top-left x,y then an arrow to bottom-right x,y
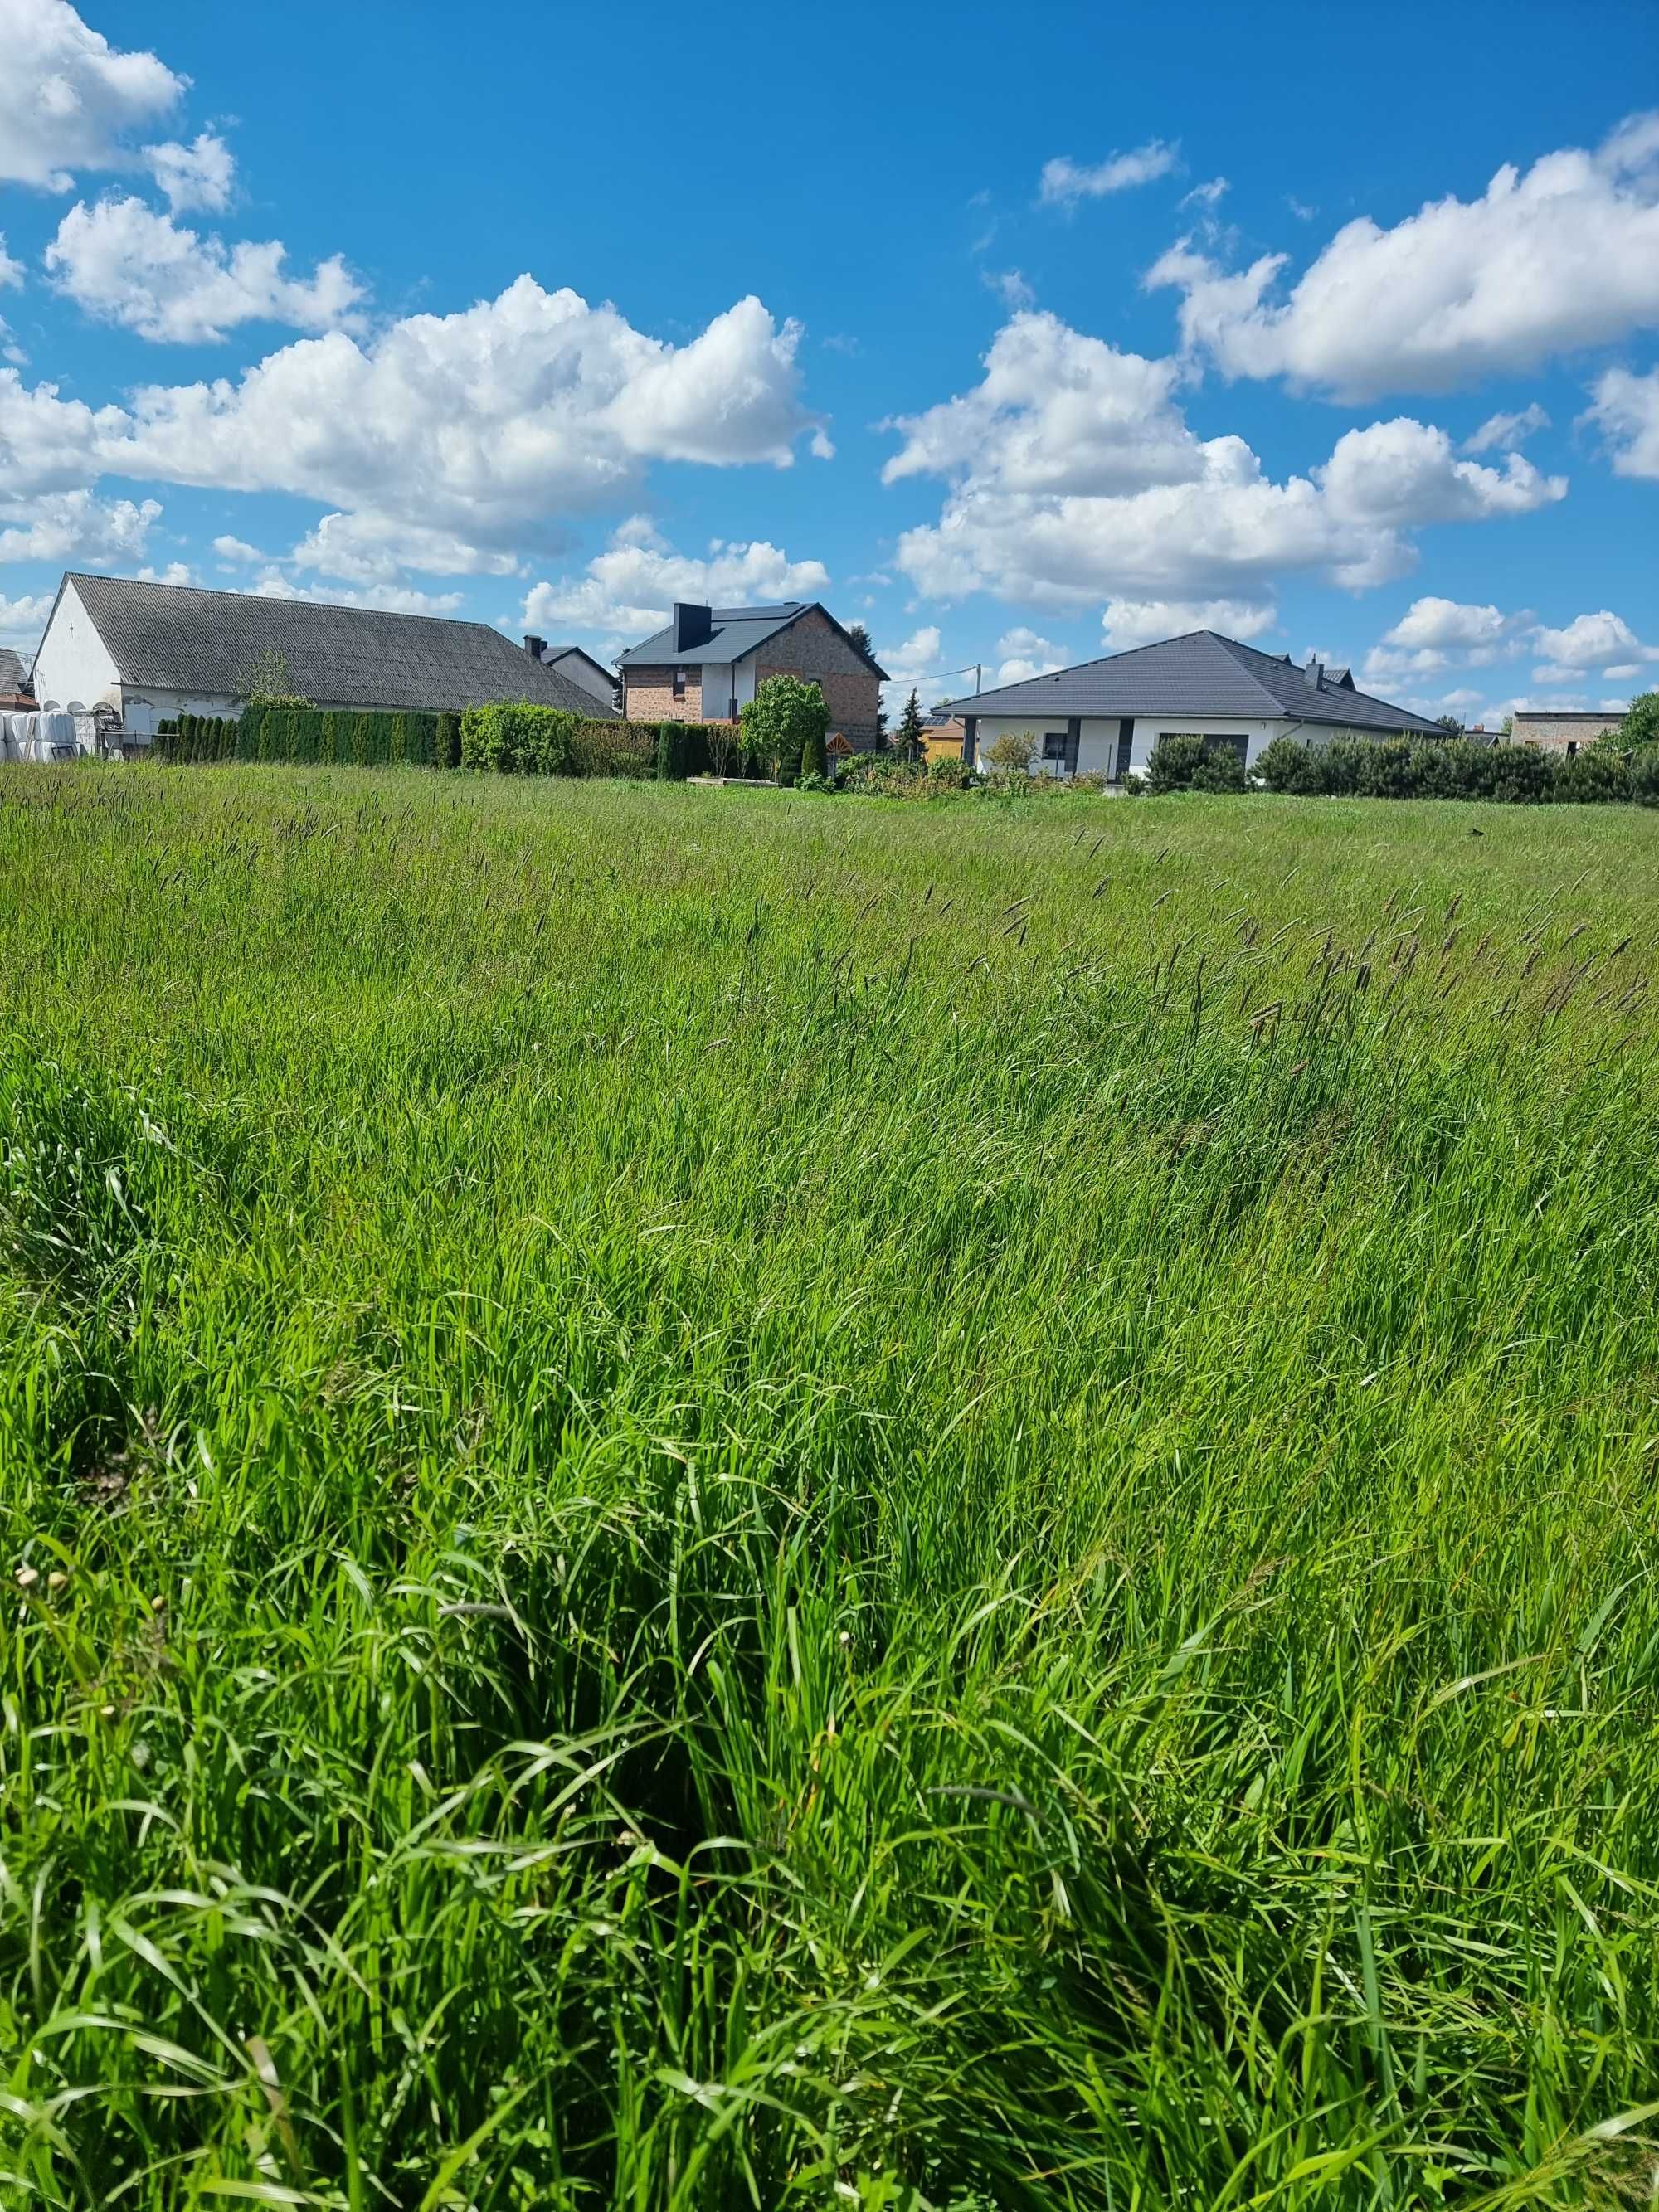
61,571 -> 615,716
945,630 -> 1442,736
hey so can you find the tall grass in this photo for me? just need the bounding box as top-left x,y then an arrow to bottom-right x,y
1,765 -> 1657,2210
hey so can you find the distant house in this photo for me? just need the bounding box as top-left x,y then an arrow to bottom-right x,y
941,630 -> 1443,778
0,647 -> 32,711
616,600 -> 888,751
1507,709 -> 1624,755
29,571 -> 614,740
921,713 -> 966,763
523,638 -> 618,713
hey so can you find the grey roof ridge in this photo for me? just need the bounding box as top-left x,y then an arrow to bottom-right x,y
1215,634 -> 1442,732
64,568 -> 511,640
1207,631 -> 1340,717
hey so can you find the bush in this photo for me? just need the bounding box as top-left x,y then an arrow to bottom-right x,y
1254,734 -> 1325,795
1631,750 -> 1659,807
655,720 -> 691,782
985,731 -> 1037,773
740,674 -> 828,785
1487,743 -> 1555,804
798,719 -> 829,783
570,721 -> 654,780
1553,748 -> 1631,805
1190,747 -> 1248,795
460,702 -> 657,780
1145,733 -> 1209,794
434,712 -> 461,770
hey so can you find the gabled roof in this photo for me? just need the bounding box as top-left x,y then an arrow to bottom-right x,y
54,571 -> 614,716
945,630 -> 1442,737
0,648 -> 31,696
543,644 -> 615,690
616,601 -> 888,679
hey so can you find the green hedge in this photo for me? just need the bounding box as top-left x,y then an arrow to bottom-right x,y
154,705 -> 450,767
458,705 -> 771,781
1254,735 -> 1659,806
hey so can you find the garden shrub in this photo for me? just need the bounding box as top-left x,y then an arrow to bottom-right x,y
740,674 -> 827,785
1146,733 -> 1209,793
984,731 -> 1037,773
1631,750 -> 1659,807
1254,735 -> 1325,794
1553,749 -> 1631,805
656,720 -> 690,781
798,719 -> 829,783
1190,748 -> 1248,795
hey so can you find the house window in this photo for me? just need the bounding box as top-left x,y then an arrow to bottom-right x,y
1192,733 -> 1248,766
673,667 -> 688,701
1042,732 -> 1068,761
1566,740 -> 1579,757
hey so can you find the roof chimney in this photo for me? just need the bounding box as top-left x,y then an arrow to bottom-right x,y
1303,656 -> 1323,688
672,602 -> 713,654
523,634 -> 546,660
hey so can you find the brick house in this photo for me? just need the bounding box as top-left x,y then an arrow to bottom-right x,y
1507,709 -> 1625,755
616,601 -> 887,749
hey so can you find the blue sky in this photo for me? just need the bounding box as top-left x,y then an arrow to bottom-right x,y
2,0 -> 1656,726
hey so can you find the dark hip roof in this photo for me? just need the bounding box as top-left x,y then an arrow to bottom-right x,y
59,571 -> 615,716
616,600 -> 888,680
944,630 -> 1443,737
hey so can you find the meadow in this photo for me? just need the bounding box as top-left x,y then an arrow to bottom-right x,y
2,764 -> 1657,2210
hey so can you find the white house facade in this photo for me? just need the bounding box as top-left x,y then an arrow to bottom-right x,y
943,630 -> 1444,779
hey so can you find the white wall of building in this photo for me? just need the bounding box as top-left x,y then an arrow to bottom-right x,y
550,654 -> 616,711
29,580 -> 120,718
118,688 -> 241,738
966,712 -> 1290,776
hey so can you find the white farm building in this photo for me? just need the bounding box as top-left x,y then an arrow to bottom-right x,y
943,630 -> 1443,778
28,571 -> 614,741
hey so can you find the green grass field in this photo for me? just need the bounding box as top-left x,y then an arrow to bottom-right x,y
2,765 -> 1657,2210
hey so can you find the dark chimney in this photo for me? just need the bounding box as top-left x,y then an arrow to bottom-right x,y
523,634 -> 546,660
1303,656 -> 1323,688
672,602 -> 713,654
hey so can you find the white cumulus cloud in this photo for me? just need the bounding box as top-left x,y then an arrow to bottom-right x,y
1382,597 -> 1520,654
0,590 -> 53,650
1531,610 -> 1656,668
144,129 -> 236,213
1462,402 -> 1550,453
0,279 -> 822,562
992,625 -> 1066,683
1584,365 -> 1659,479
0,485 -> 160,563
522,517 -> 830,644
1040,141 -> 1180,207
882,310 -> 1564,619
1102,598 -> 1277,649
1146,113 -> 1659,398
0,0 -> 184,189
45,197 -> 364,343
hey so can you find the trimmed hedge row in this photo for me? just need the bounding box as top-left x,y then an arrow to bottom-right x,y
1255,734 -> 1659,806
153,702 -> 791,785
154,706 -> 462,768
